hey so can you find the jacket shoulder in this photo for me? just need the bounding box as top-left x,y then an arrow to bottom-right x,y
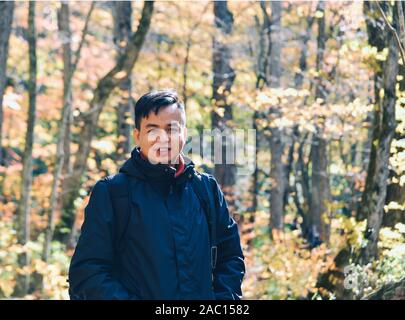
99,173 -> 130,198
194,170 -> 215,182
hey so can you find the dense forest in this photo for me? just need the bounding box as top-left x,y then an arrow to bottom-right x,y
0,1 -> 404,300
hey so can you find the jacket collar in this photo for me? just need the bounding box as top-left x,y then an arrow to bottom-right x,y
139,147 -> 186,178
119,147 -> 196,195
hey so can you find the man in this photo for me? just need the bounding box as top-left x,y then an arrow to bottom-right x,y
68,89 -> 245,300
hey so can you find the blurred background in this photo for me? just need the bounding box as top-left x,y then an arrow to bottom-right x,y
0,0 -> 404,300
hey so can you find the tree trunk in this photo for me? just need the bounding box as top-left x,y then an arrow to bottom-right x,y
182,3 -> 209,110
255,2 -> 270,89
212,1 -> 236,210
283,134 -> 295,212
383,3 -> 405,228
0,1 -> 14,166
310,135 -> 329,244
14,2 -> 37,297
291,8 -> 314,237
362,277 -> 405,300
308,1 -> 330,245
384,163 -> 405,227
44,2 -> 94,260
314,1 -> 400,300
250,111 -> 260,215
358,1 -> 399,264
43,2 -> 73,262
261,0 -> 285,237
266,1 -> 282,85
294,132 -> 311,238
357,1 -> 387,222
294,7 -> 315,88
112,1 -> 133,165
59,1 -> 154,247
248,3 -> 271,223
44,2 -> 94,257
269,128 -> 285,235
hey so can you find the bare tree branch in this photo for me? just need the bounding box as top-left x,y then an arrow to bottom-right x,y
375,0 -> 405,66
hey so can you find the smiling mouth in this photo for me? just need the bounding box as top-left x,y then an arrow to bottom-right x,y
156,147 -> 171,157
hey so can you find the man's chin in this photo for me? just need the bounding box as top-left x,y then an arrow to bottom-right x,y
149,154 -> 180,166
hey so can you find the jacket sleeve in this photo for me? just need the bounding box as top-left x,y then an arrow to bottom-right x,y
68,180 -> 138,300
209,176 -> 246,300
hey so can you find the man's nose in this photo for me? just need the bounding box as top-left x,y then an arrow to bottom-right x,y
156,130 -> 170,143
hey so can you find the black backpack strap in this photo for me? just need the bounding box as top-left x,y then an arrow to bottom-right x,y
191,171 -> 217,272
103,173 -> 131,254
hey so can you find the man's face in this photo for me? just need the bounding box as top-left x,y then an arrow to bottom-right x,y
133,104 -> 187,165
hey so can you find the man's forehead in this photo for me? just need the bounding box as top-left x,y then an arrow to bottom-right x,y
144,120 -> 181,127
141,105 -> 185,127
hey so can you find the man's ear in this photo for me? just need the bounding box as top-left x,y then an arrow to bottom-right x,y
133,128 -> 140,146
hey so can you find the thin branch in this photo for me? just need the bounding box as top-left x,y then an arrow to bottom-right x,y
397,2 -> 405,47
42,1 -> 95,261
375,0 -> 405,66
182,2 -> 210,106
71,1 -> 95,79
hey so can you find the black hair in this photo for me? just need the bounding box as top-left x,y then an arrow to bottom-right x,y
134,89 -> 185,130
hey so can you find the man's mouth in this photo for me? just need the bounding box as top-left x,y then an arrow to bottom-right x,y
156,147 -> 171,157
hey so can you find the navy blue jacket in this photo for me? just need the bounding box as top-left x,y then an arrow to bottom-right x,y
68,147 -> 245,300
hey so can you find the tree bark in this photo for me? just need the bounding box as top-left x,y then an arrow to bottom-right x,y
383,2 -> 405,228
362,277 -> 405,300
14,2 -> 37,296
308,1 -> 331,245
260,0 -> 286,237
358,1 -> 399,264
314,1 -> 400,300
212,1 -> 236,210
255,2 -> 270,89
294,132 -> 312,238
249,5 -> 270,219
250,110 -> 260,216
58,1 -> 154,247
112,1 -> 133,164
43,2 -> 94,262
310,135 -> 329,244
291,7 -> 314,237
182,3 -> 209,110
0,1 -> 14,166
294,8 -> 315,88
254,1 -> 286,237
269,127 -> 285,234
